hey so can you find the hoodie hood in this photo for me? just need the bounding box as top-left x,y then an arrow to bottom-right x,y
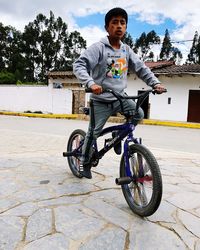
100,36 -> 124,49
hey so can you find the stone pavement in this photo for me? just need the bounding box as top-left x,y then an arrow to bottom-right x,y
0,118 -> 200,249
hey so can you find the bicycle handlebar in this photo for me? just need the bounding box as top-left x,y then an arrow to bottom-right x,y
85,87 -> 167,113
85,88 -> 167,99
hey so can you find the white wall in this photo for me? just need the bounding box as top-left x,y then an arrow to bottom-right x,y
126,74 -> 200,122
1,74 -> 199,121
0,84 -> 72,114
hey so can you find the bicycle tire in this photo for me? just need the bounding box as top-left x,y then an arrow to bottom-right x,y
120,144 -> 162,217
67,129 -> 86,178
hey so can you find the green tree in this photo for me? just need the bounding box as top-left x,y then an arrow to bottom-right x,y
159,29 -> 182,62
0,23 -> 25,80
0,23 -> 8,70
196,36 -> 200,63
6,28 -> 25,80
187,31 -> 199,63
22,11 -> 86,82
134,30 -> 160,61
159,29 -> 172,60
122,32 -> 134,48
64,31 -> 87,70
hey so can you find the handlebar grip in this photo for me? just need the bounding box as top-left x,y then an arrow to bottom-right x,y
153,88 -> 167,94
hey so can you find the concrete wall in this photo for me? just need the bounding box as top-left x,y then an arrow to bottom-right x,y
1,73 -> 199,121
0,84 -> 72,114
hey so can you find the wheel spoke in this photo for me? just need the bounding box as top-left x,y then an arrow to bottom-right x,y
137,184 -> 148,206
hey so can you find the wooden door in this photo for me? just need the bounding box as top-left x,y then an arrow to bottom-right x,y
138,90 -> 150,119
187,90 -> 200,123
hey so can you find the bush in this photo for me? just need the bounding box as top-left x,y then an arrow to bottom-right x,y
16,81 -> 46,85
0,71 -> 16,84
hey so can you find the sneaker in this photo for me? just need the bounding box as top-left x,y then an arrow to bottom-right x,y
112,131 -> 122,155
79,163 -> 92,179
79,156 -> 92,179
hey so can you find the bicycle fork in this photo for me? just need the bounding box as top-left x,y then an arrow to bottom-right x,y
115,134 -> 143,185
115,137 -> 134,185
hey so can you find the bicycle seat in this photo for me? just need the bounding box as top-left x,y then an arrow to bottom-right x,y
79,107 -> 90,115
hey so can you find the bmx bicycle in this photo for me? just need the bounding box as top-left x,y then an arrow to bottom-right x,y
63,88 -> 166,217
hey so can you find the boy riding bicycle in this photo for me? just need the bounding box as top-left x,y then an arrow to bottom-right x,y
73,7 -> 166,179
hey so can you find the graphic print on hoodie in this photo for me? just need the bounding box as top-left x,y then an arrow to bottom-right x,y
106,50 -> 128,79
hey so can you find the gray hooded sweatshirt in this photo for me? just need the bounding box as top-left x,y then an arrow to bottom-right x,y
73,37 -> 160,101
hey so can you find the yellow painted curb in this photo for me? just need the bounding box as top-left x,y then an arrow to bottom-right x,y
141,119 -> 200,129
0,111 -> 199,129
0,111 -> 78,119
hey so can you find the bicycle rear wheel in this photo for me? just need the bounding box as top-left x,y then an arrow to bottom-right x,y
120,144 -> 162,217
67,129 -> 86,178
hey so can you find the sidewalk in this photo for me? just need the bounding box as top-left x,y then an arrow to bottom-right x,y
0,110 -> 200,129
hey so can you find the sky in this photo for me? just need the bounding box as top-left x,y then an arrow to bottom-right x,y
1,0 -> 200,63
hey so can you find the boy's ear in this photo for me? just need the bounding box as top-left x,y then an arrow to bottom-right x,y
104,25 -> 108,32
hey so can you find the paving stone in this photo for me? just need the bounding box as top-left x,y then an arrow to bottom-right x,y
88,188 -> 130,212
129,218 -> 186,250
196,240 -> 200,250
168,222 -> 198,250
25,208 -> 52,242
178,210 -> 200,238
0,158 -> 20,170
37,196 -> 84,207
0,198 -> 20,214
14,187 -> 54,203
0,178 -> 23,198
0,216 -> 24,250
55,205 -> 105,241
24,233 -> 69,250
52,182 -> 99,196
84,197 -> 133,230
3,202 -> 39,217
147,200 -> 176,223
166,192 -> 200,210
78,226 -> 127,250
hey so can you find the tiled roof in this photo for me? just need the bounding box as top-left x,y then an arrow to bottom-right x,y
152,64 -> 200,75
47,62 -> 200,78
145,61 -> 175,69
145,61 -> 200,75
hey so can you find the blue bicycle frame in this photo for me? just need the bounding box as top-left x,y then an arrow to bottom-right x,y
91,121 -> 140,178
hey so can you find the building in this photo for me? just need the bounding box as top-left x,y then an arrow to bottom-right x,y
0,62 -> 199,123
126,62 -> 200,123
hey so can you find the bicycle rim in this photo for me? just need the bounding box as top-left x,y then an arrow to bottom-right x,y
120,144 -> 162,217
67,129 -> 86,178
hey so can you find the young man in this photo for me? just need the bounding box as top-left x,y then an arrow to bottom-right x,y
73,7 -> 166,179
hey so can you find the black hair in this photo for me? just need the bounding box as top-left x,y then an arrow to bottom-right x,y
105,7 -> 128,27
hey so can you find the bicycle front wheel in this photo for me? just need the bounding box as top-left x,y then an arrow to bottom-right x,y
120,144 -> 162,217
67,129 -> 86,178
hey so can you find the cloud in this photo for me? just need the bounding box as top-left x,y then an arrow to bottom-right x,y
0,0 -> 199,61
77,26 -> 107,47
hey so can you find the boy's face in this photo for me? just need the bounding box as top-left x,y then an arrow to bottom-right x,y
106,15 -> 127,40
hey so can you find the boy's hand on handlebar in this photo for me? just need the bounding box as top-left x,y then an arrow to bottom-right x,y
91,84 -> 103,95
153,83 -> 167,94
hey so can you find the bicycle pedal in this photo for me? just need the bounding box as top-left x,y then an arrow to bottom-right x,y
63,152 -> 75,157
115,177 -> 132,185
